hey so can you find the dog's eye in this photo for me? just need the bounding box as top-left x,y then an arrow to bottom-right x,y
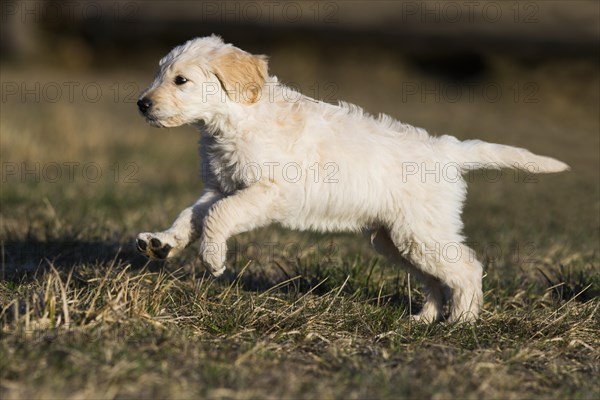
174,75 -> 188,85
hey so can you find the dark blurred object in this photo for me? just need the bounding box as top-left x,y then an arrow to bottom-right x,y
1,0 -> 599,68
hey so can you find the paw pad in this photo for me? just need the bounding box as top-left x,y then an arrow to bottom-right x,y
136,235 -> 173,259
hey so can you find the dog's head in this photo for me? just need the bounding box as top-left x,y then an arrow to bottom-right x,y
137,35 -> 268,128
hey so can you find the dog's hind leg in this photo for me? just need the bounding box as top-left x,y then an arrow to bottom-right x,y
398,234 -> 483,323
368,227 -> 446,322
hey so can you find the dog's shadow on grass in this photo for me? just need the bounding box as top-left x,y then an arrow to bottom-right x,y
1,239 -> 414,312
1,239 -> 154,281
214,261 -> 414,311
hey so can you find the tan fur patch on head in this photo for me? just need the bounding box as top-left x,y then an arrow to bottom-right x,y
212,48 -> 268,104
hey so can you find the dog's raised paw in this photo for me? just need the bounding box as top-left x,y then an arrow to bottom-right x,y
136,233 -> 173,259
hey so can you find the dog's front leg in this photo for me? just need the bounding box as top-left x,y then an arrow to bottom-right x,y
136,189 -> 222,259
199,181 -> 279,276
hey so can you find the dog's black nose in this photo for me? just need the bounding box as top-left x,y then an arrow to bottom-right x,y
137,98 -> 152,113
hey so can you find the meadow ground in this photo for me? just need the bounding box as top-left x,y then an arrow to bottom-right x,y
1,45 -> 599,398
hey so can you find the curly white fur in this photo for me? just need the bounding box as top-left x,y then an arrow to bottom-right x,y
135,35 -> 569,323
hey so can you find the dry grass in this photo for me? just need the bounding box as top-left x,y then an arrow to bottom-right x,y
1,43 -> 599,399
1,257 -> 599,399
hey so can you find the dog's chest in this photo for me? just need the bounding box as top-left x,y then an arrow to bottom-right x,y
200,135 -> 254,194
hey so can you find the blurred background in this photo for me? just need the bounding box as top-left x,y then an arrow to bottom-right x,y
1,0 -> 599,276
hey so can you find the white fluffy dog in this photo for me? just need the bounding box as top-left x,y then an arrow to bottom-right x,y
135,35 -> 568,322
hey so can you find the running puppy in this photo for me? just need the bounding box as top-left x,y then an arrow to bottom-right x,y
135,35 -> 569,322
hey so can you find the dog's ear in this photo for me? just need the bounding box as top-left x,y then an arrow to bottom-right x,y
212,48 -> 268,104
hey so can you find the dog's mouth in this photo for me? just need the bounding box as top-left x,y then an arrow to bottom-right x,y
143,113 -> 184,129
137,104 -> 183,128
145,115 -> 165,128
138,110 -> 168,128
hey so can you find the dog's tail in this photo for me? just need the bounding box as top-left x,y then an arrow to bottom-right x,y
442,137 -> 570,173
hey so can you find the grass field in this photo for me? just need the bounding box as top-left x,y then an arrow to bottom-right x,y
1,43 -> 599,399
